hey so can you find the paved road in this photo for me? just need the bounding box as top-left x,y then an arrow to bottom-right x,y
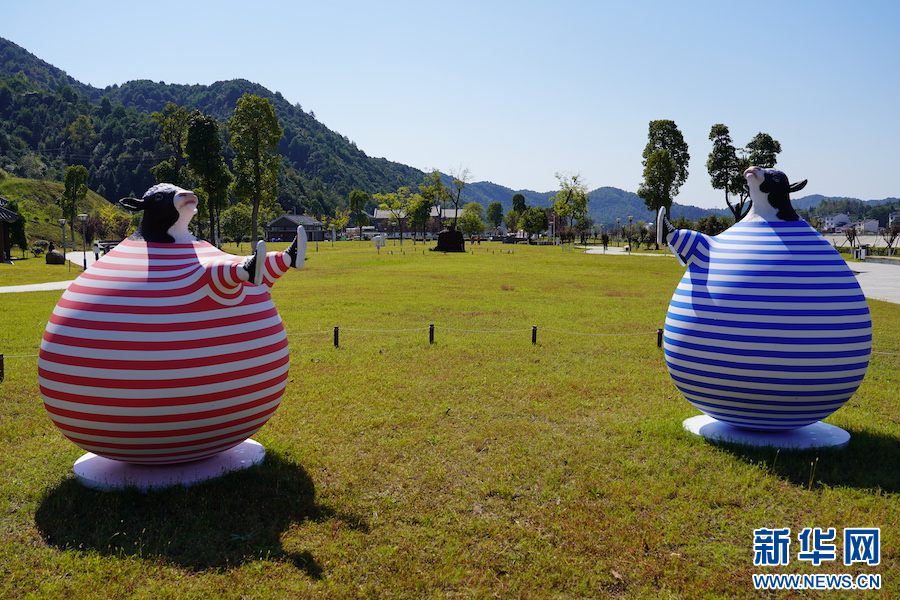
3,248 -> 899,305
584,245 -> 900,305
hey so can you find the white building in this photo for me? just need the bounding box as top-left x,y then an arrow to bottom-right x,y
821,213 -> 851,232
852,219 -> 879,234
889,211 -> 900,229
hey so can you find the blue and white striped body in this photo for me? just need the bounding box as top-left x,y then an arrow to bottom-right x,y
664,220 -> 871,431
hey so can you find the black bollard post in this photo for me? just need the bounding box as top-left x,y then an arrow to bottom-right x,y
429,324 -> 435,344
532,326 -> 537,345
334,326 -> 340,348
657,328 -> 663,348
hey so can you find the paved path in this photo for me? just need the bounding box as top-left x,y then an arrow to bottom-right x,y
0,252 -> 96,293
3,248 -> 900,305
582,245 -> 900,305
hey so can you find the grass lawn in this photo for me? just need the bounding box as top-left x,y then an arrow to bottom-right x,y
1,241 -> 898,599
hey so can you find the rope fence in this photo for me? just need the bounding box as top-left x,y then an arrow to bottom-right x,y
286,324 -> 664,349
4,335 -> 900,382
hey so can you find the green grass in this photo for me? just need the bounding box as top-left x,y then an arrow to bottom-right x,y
2,241 -> 898,599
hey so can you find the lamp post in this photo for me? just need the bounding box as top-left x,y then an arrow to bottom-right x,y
628,215 -> 634,255
58,219 -> 67,255
616,218 -> 621,246
78,213 -> 88,270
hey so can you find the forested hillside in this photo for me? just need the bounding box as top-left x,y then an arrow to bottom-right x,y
2,36 -> 896,234
0,36 -> 425,218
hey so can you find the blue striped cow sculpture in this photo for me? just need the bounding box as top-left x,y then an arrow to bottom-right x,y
660,167 -> 871,431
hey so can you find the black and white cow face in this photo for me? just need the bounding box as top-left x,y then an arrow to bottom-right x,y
120,184 -> 198,243
743,166 -> 806,222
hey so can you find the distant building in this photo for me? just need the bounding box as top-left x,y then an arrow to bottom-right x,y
889,211 -> 900,229
370,206 -> 464,234
821,213 -> 851,232
266,214 -> 324,242
852,219 -> 879,234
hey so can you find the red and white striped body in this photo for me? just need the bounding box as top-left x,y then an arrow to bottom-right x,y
39,239 -> 292,464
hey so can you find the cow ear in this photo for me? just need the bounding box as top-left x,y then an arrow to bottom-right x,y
119,197 -> 144,212
789,179 -> 808,193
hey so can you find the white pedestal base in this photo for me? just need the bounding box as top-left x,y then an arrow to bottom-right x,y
683,415 -> 850,450
73,439 -> 266,492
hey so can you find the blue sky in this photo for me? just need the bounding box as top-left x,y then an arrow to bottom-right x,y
4,0 -> 899,208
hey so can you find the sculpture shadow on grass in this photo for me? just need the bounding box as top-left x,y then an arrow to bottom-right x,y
707,427 -> 900,494
34,451 -> 367,575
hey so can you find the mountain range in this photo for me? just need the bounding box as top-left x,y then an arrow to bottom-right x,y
1,36 -> 894,228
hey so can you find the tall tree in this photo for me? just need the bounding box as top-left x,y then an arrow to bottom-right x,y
448,167 -> 471,228
512,193 -> 527,214
419,169 -> 450,204
486,201 -> 503,231
228,94 -> 283,245
728,132 -> 782,220
637,120 -> 690,214
746,132 -> 782,168
418,169 -> 451,229
150,102 -> 191,185
707,124 -> 748,220
348,189 -> 370,238
60,164 -> 88,246
185,111 -> 232,243
551,172 -> 589,230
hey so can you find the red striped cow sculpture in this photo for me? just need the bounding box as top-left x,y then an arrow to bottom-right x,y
38,184 -> 306,464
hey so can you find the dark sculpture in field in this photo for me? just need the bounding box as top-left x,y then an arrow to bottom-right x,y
432,226 -> 465,252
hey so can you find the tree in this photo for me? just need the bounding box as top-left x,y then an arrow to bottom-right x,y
458,202 -> 486,237
375,186 -> 414,244
512,193 -> 526,214
150,102 -> 191,185
551,172 -> 589,231
448,167 -> 471,228
844,226 -> 857,251
520,206 -> 549,240
406,193 -> 433,242
697,214 -> 732,236
418,169 -> 451,231
707,124 -> 749,220
220,202 -> 254,249
228,94 -> 283,245
327,208 -> 352,237
882,223 -> 900,257
575,214 -> 594,244
637,120 -> 690,214
65,114 -> 96,156
486,202 -> 503,231
420,169 -> 451,205
60,164 -> 88,246
348,189 -> 370,238
726,131 -> 782,220
504,209 -> 520,233
185,111 -> 232,243
746,132 -> 782,168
